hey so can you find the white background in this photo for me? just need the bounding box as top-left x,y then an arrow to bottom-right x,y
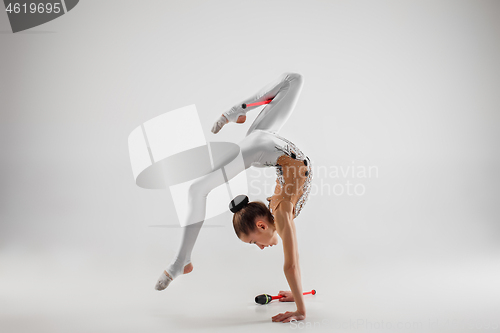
1,1 -> 499,332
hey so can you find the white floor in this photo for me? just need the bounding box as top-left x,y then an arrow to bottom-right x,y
1,246 -> 499,333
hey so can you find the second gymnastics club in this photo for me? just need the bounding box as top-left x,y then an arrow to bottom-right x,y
242,99 -> 273,109
255,290 -> 316,305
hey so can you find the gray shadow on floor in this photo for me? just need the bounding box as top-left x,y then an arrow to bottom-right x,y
151,312 -> 272,330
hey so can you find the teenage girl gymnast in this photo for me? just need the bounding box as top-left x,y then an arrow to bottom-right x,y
155,72 -> 313,323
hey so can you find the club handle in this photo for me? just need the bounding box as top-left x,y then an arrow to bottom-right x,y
242,99 -> 273,109
271,289 -> 316,300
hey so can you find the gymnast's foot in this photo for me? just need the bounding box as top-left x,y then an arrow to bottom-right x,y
155,263 -> 193,291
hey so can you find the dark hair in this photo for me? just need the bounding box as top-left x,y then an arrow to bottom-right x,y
232,201 -> 274,238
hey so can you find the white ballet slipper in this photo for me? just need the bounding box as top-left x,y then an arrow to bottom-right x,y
211,115 -> 228,134
155,270 -> 173,291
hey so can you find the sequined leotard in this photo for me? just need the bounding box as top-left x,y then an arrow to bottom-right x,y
247,130 -> 313,218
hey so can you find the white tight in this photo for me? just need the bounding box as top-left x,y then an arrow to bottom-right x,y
165,72 -> 304,279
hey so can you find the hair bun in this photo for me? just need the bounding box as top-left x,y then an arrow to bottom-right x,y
229,194 -> 249,213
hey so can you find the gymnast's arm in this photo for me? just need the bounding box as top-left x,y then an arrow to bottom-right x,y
274,201 -> 306,316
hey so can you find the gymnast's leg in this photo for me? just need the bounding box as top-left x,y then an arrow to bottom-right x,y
246,72 -> 304,135
155,136 -> 263,290
211,72 -> 304,135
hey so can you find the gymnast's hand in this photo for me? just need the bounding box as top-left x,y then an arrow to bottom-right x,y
211,113 -> 246,134
272,310 -> 306,323
277,290 -> 295,302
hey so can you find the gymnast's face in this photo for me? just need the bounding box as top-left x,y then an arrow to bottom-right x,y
240,218 -> 279,250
